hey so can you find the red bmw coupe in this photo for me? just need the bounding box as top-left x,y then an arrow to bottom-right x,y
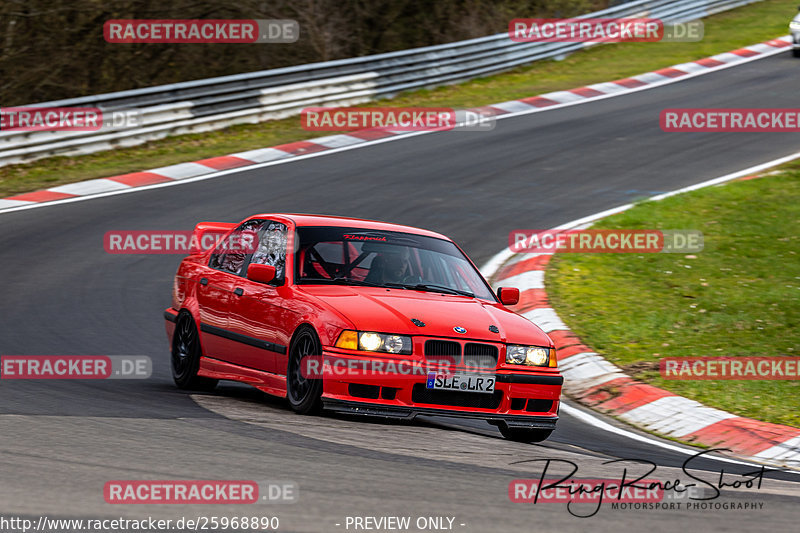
164,214 -> 562,442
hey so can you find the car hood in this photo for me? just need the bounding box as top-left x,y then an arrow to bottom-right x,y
298,285 -> 551,346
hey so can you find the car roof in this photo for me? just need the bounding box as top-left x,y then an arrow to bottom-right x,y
251,213 -> 451,240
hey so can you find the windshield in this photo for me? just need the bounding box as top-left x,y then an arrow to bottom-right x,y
294,226 -> 496,301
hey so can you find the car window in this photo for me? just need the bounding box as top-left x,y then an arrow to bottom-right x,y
295,227 -> 496,301
208,219 -> 263,275
249,221 -> 288,283
299,240 -> 371,280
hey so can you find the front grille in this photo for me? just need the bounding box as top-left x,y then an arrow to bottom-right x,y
424,340 -> 461,366
463,343 -> 499,369
412,383 -> 502,409
424,340 -> 461,355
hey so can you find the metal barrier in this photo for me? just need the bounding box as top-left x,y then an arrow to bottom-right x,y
0,0 -> 764,166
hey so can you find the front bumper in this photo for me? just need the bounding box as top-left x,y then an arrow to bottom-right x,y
319,349 -> 563,428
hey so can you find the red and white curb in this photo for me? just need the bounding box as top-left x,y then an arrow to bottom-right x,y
484,155 -> 800,471
0,35 -> 791,213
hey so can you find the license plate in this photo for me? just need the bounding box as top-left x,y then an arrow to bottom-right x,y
426,372 -> 495,394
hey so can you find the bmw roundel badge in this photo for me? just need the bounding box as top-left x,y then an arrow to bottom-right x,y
453,326 -> 467,334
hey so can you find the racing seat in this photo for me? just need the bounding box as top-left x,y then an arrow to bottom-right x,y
364,255 -> 388,284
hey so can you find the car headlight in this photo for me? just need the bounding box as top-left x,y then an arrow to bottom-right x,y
790,21 -> 800,30
335,330 -> 412,355
506,345 -> 554,367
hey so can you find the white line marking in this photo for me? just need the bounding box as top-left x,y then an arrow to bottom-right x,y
755,436 -> 800,465
585,81 -> 625,94
537,91 -> 586,104
522,307 -> 568,332
559,353 -> 625,391
669,62 -> 708,75
747,43 -> 777,54
0,199 -> 35,209
48,178 -> 130,195
632,72 -> 674,84
710,52 -> 746,63
0,130 -> 429,214
489,100 -> 537,113
560,402 -> 797,470
148,162 -> 213,180
619,396 -> 738,438
308,135 -> 366,148
480,150 -> 800,270
480,151 -> 800,467
229,147 -> 293,162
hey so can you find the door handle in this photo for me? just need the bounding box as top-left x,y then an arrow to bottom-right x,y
200,277 -> 208,286
234,288 -> 244,296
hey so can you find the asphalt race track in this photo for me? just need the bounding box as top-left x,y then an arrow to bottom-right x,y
1,52 -> 800,531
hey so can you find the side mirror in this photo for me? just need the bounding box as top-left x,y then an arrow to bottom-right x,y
497,287 -> 520,306
247,263 -> 276,284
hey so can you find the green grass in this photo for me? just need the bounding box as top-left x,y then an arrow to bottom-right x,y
546,165 -> 800,428
1,0 -> 797,197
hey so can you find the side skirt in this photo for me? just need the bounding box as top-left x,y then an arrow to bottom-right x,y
199,356 -> 287,398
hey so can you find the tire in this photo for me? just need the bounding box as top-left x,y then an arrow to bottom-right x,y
793,48 -> 800,58
286,326 -> 323,414
499,424 -> 552,443
171,312 -> 218,391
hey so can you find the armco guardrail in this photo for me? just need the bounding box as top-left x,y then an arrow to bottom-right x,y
0,0 -> 764,167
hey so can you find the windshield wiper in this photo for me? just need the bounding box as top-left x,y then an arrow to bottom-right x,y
403,283 -> 474,298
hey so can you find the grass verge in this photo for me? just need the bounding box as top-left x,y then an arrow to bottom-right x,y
0,0 -> 797,197
546,164 -> 800,428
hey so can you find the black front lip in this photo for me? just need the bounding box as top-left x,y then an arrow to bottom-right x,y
323,399 -> 559,429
